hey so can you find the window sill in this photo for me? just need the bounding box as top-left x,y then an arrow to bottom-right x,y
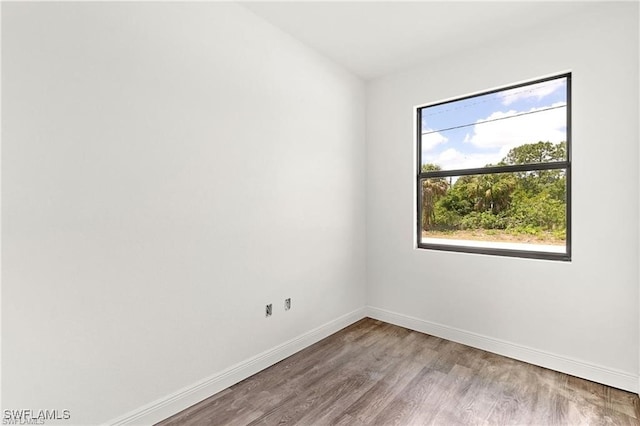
419,237 -> 570,261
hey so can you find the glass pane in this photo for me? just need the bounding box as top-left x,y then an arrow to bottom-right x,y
420,170 -> 567,253
420,77 -> 568,171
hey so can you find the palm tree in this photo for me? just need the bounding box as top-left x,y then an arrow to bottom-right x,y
480,173 -> 516,214
462,173 -> 516,214
421,164 -> 449,231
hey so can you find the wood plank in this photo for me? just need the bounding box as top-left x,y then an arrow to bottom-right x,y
156,318 -> 639,426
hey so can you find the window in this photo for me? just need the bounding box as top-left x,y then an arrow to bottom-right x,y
416,74 -> 571,260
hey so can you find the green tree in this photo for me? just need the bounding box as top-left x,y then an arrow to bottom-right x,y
503,141 -> 567,198
425,141 -> 567,239
421,164 -> 449,231
473,173 -> 517,214
501,141 -> 567,234
503,141 -> 566,165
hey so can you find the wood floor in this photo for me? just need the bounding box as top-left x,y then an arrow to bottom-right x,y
157,318 -> 640,425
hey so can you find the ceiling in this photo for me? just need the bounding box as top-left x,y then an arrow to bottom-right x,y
242,1 -> 592,80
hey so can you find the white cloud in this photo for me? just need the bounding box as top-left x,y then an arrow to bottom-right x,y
465,102 -> 566,160
421,128 -> 448,152
498,79 -> 565,106
424,148 -> 502,171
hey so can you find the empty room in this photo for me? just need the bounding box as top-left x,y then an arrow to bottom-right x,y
2,1 -> 639,425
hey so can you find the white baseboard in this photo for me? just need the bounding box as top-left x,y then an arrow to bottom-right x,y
367,306 -> 638,393
106,305 -> 636,425
105,307 -> 367,426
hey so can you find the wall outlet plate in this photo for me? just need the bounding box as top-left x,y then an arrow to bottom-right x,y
284,298 -> 291,311
266,303 -> 272,317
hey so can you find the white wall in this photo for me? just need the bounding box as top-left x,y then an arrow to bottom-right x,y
2,3 -> 365,424
3,1 -> 639,423
366,2 -> 639,391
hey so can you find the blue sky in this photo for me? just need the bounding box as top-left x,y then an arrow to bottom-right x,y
420,77 -> 567,170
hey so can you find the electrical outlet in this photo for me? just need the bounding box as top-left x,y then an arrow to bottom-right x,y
266,303 -> 272,317
284,298 -> 291,311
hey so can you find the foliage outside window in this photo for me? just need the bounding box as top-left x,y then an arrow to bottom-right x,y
417,74 -> 571,260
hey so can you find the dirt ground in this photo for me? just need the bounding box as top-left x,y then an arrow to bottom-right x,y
423,229 -> 565,246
